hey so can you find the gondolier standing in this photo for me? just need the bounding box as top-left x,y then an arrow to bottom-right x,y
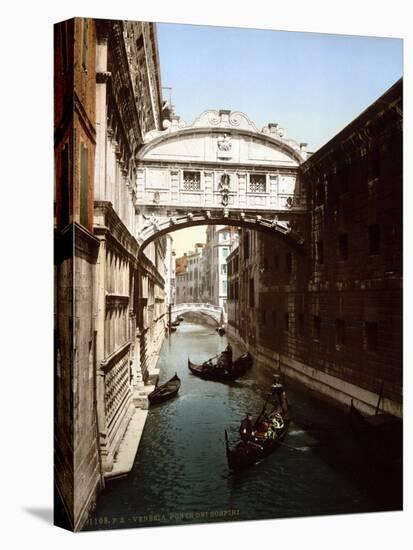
239,412 -> 254,441
224,343 -> 233,372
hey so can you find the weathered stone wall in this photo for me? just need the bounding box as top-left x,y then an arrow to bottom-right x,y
54,18 -> 102,531
54,17 -> 166,531
227,80 -> 402,416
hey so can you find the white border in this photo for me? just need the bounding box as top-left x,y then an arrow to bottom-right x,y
2,1 -> 410,549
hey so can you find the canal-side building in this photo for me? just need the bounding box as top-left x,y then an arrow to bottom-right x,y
54,18 -> 102,532
93,18 -> 166,474
54,17 -> 168,531
227,79 -> 402,418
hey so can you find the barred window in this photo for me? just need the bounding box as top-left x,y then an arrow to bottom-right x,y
335,319 -> 346,348
299,313 -> 305,336
183,171 -> 201,191
364,321 -> 378,352
313,315 -> 321,341
286,252 -> 293,273
249,174 -> 266,193
338,234 -> 348,261
368,224 -> 381,255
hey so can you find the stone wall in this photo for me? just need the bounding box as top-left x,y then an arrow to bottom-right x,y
227,79 -> 402,417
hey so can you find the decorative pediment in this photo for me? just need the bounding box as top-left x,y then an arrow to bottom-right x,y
141,109 -> 308,163
191,110 -> 260,132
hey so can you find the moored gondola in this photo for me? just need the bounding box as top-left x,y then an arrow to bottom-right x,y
148,373 -> 181,405
188,352 -> 252,382
225,379 -> 290,471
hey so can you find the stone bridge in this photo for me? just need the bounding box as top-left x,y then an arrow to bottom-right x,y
135,109 -> 309,256
171,302 -> 226,325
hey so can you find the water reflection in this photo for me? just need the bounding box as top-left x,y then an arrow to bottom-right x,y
85,321 -> 402,531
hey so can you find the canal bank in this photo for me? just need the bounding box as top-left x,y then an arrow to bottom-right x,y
84,320 -> 402,531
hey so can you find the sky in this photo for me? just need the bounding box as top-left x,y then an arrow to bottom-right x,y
156,23 -> 403,256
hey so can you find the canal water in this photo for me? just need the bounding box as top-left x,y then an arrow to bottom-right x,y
85,321 -> 402,531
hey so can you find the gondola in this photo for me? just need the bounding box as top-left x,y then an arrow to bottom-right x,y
148,373 -> 181,405
171,320 -> 180,327
225,381 -> 290,471
349,400 -> 402,468
188,352 -> 252,382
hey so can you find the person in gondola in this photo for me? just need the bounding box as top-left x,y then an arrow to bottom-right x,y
255,415 -> 271,440
271,374 -> 284,395
223,343 -> 233,372
239,413 -> 254,441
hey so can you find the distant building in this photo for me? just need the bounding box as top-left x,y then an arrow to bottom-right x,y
202,226 -> 238,309
175,253 -> 188,304
175,243 -> 204,303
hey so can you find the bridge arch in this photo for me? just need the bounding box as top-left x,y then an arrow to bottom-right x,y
171,303 -> 224,325
135,109 -> 309,259
137,209 -> 305,258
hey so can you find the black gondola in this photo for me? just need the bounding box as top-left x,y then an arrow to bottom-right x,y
349,400 -> 402,468
225,381 -> 290,471
148,373 -> 181,405
188,352 -> 252,382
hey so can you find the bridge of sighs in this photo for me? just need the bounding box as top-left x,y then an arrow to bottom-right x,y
135,109 -> 309,254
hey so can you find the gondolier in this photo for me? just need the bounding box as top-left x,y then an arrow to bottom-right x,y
188,352 -> 252,382
239,413 -> 254,441
225,381 -> 291,470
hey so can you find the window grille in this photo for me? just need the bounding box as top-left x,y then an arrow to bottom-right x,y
249,174 -> 266,193
365,321 -> 378,351
183,171 -> 201,191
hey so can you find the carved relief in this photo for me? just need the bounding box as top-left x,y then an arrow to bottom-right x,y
217,133 -> 232,159
219,174 -> 231,206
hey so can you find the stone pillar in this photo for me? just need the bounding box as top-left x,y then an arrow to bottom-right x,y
94,236 -> 110,470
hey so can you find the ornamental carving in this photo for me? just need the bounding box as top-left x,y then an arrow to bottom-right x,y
217,134 -> 232,152
219,174 -> 231,206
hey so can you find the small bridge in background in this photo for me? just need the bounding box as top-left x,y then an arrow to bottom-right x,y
171,303 -> 226,325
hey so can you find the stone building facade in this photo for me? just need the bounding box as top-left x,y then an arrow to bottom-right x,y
175,254 -> 189,304
54,18 -> 102,531
54,18 -> 167,531
227,79 -> 402,418
202,226 -> 238,309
